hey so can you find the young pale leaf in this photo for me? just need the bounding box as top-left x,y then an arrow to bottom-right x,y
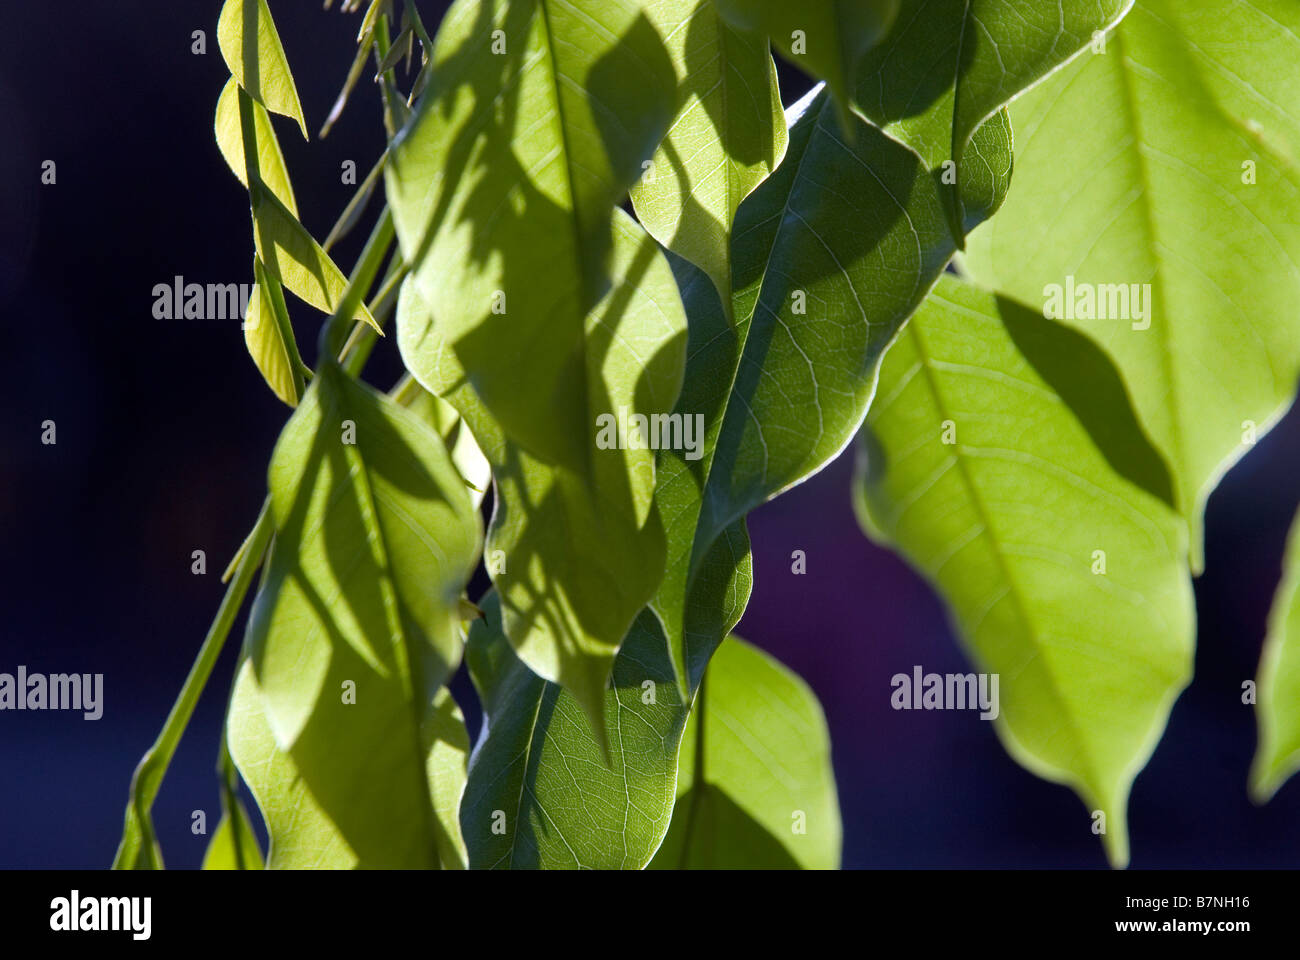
629,0 -> 787,303
1250,508 -> 1300,803
650,636 -> 841,869
854,275 -> 1194,868
397,211 -> 686,728
243,256 -> 303,407
241,359 -> 480,868
217,0 -> 308,137
713,0 -> 898,119
460,593 -> 686,869
215,77 -> 298,216
200,797 -> 265,870
964,0 -> 1300,570
386,0 -> 679,473
853,0 -> 1130,241
228,660 -> 471,868
252,188 -> 381,333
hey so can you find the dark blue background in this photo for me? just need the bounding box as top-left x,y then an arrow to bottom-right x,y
1,1 -> 1297,869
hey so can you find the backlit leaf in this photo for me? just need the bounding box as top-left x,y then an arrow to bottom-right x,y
215,77 -> 298,215
238,359 -> 480,868
649,88 -> 1010,693
854,275 -> 1195,867
386,0 -> 679,472
650,636 -> 840,869
714,0 -> 899,117
200,796 -> 265,870
217,0 -> 308,137
459,593 -> 686,869
964,0 -> 1300,569
252,188 -> 381,332
629,0 -> 787,303
853,0 -> 1130,240
243,255 -> 303,407
228,660 -> 471,868
1251,507 -> 1300,803
396,211 -> 686,726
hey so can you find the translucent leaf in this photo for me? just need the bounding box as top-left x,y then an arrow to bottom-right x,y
237,360 -> 480,868
252,188 -> 380,332
853,0 -> 1129,240
854,275 -> 1194,867
648,88 -> 1010,693
387,0 -> 680,473
228,660 -> 471,868
714,0 -> 898,117
459,593 -> 686,869
397,211 -> 686,727
629,0 -> 788,304
217,0 -> 308,137
650,636 -> 840,869
1251,508 -> 1300,803
214,77 -> 298,216
964,0 -> 1300,568
243,255 -> 303,407
200,798 -> 264,870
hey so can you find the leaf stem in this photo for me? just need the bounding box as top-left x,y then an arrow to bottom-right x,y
319,206 -> 396,362
323,149 -> 390,253
341,254 -> 409,375
111,500 -> 274,869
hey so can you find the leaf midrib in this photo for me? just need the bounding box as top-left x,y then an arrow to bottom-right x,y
901,310 -> 1109,797
535,0 -> 596,482
325,381 -> 442,867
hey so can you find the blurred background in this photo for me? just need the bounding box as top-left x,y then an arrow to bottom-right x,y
1,1 -> 1298,869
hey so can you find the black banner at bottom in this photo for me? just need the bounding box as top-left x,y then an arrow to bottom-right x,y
0,869 -> 1285,946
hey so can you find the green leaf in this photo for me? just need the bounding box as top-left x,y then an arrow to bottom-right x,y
642,85 -> 1013,698
218,0 -> 308,137
853,275 -> 1195,867
448,247 -> 755,867
397,210 -> 686,727
201,798 -> 264,870
243,255 -> 305,407
629,0 -> 787,303
853,0 -> 1130,241
239,359 -> 481,868
460,593 -> 687,869
386,0 -> 679,473
215,77 -> 298,216
252,188 -> 381,333
649,89 -> 996,689
392,375 -> 492,509
651,636 -> 840,869
1251,507 -> 1300,803
964,0 -> 1300,570
714,0 -> 898,121
228,660 -> 471,868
